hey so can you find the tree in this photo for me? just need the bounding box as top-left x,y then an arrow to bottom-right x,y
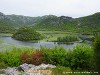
93,33 -> 100,74
12,26 -> 44,41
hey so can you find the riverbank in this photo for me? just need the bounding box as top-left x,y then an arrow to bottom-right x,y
0,33 -> 13,37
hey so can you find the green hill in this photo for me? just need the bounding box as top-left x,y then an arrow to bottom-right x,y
32,13 -> 100,34
7,15 -> 38,26
0,12 -> 18,33
0,12 -> 100,34
32,15 -> 76,31
75,12 -> 100,33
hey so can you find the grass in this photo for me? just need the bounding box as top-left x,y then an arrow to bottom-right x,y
0,33 -> 13,37
0,40 -> 3,44
52,66 -> 91,75
37,31 -> 79,42
0,42 -> 32,51
52,66 -> 72,75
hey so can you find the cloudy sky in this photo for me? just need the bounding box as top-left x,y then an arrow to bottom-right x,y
0,0 -> 100,18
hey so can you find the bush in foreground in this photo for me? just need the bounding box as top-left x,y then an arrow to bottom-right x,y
21,51 -> 44,65
93,33 -> 100,74
0,47 -> 34,67
71,45 -> 94,70
0,44 -> 94,71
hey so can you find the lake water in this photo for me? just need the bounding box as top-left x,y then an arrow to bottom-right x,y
0,36 -> 78,49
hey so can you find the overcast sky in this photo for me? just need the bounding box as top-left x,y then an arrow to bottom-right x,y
0,0 -> 100,18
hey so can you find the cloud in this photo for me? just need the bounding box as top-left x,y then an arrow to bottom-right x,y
0,0 -> 100,17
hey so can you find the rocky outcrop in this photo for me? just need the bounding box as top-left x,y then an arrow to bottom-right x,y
0,63 -> 56,75
0,12 -> 8,20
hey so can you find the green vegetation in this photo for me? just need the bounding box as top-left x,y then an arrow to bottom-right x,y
0,44 -> 94,72
0,47 -> 34,67
1,12 -> 100,34
0,12 -> 99,74
57,35 -> 79,42
93,33 -> 100,74
0,40 -> 3,44
37,31 -> 79,42
40,45 -> 94,70
0,33 -> 13,37
71,45 -> 94,70
32,13 -> 100,33
7,15 -> 38,26
52,66 -> 72,75
12,27 -> 44,41
0,12 -> 17,33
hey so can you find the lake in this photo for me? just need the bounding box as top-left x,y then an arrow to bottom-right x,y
0,36 -> 78,49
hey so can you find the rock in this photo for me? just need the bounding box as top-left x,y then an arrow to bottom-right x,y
19,63 -> 56,72
0,63 -> 56,75
18,63 -> 35,72
0,69 -> 5,73
2,67 -> 21,75
47,64 -> 56,68
37,64 -> 56,69
27,69 -> 52,75
23,72 -> 43,75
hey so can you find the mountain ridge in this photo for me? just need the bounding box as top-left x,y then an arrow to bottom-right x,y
0,12 -> 100,33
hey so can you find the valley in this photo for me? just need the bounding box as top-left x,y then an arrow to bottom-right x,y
0,12 -> 99,75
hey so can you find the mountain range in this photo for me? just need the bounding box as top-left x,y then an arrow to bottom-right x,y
0,12 -> 100,34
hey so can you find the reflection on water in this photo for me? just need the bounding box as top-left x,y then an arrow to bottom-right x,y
0,36 -> 78,49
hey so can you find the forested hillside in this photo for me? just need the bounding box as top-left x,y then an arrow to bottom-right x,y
0,12 -> 100,33
75,12 -> 100,33
7,15 -> 39,26
32,15 -> 76,31
0,12 -> 18,33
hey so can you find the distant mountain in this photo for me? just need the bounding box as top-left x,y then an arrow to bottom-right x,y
32,15 -> 75,31
7,15 -> 38,26
75,12 -> 100,33
33,13 -> 100,33
0,12 -> 18,33
0,12 -> 100,33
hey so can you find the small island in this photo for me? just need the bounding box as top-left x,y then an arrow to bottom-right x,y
12,27 -> 44,41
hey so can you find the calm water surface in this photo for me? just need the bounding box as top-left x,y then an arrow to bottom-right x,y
0,36 -> 78,49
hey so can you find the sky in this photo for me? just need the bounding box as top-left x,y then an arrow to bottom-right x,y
0,0 -> 100,18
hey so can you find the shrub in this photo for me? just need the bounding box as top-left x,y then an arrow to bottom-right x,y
12,26 -> 44,41
71,44 -> 94,70
1,49 -> 22,67
57,35 -> 79,42
20,51 -> 31,64
0,47 -> 33,67
0,62 -> 7,69
40,46 -> 68,66
93,33 -> 100,74
20,50 -> 44,65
